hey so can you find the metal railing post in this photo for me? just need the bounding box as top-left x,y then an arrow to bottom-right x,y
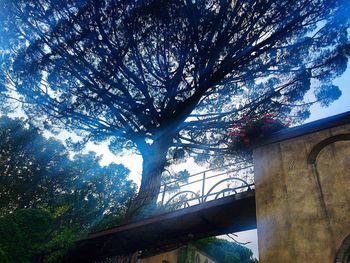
201,172 -> 206,203
161,184 -> 167,207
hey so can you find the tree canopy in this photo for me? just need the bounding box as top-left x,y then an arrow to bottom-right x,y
0,116 -> 137,262
0,116 -> 136,220
192,236 -> 258,263
0,0 -> 349,205
0,208 -> 75,263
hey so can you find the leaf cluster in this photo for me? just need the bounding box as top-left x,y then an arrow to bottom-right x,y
228,115 -> 288,154
192,237 -> 258,263
0,208 -> 78,263
0,116 -> 136,218
0,116 -> 137,262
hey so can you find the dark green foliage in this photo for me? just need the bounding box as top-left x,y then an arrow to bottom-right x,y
0,117 -> 136,262
89,213 -> 126,233
0,116 -> 136,218
0,116 -> 70,213
0,208 -> 76,263
192,237 -> 258,263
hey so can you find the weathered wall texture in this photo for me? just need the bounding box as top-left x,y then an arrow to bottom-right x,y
139,249 -> 178,263
253,123 -> 350,263
139,245 -> 217,263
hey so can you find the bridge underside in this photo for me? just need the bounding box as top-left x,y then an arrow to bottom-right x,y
66,190 -> 256,262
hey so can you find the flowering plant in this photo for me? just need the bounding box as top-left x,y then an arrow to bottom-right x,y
228,114 -> 289,152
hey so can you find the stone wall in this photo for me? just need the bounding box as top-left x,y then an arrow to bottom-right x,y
253,123 -> 350,263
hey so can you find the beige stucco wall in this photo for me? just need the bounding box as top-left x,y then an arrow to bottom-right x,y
253,123 -> 350,263
139,245 -> 217,263
139,250 -> 178,263
192,250 -> 216,263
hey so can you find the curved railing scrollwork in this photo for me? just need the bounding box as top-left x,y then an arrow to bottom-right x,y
164,190 -> 201,209
158,162 -> 255,211
203,177 -> 252,202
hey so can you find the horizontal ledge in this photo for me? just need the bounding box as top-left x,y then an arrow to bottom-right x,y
253,110 -> 350,148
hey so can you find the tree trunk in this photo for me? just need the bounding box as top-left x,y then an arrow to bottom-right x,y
126,139 -> 169,221
109,139 -> 170,263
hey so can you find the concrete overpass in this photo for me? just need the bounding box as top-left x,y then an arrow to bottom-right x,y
66,190 -> 256,262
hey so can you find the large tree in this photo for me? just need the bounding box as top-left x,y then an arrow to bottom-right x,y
0,0 -> 349,207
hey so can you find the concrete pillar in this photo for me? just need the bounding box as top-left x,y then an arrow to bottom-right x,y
253,122 -> 350,263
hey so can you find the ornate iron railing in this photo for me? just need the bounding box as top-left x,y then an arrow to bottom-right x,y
157,161 -> 254,212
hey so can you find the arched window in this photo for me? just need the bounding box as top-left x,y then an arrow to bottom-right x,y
195,254 -> 201,263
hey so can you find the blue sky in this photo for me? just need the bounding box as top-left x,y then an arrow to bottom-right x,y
307,62 -> 350,122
